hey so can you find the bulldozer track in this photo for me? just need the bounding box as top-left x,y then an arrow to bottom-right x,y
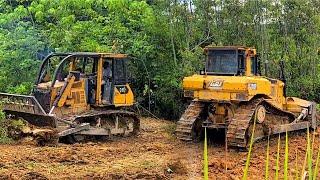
72,109 -> 140,134
226,98 -> 263,148
55,109 -> 139,128
176,98 -> 300,148
226,98 -> 295,148
175,101 -> 204,141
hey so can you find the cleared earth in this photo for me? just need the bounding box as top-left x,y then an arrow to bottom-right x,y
0,117 -> 319,179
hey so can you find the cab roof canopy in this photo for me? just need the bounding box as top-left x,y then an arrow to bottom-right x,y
203,46 -> 257,55
204,46 -> 247,51
50,52 -> 128,59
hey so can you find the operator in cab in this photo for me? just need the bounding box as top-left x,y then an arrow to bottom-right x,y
102,61 -> 112,104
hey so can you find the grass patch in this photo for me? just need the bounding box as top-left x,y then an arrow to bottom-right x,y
26,161 -> 37,170
0,110 -> 13,144
162,123 -> 176,135
10,119 -> 26,129
0,109 -> 28,144
141,160 -> 158,169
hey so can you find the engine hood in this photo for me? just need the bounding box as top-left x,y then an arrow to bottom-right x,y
183,74 -> 269,92
182,74 -> 282,102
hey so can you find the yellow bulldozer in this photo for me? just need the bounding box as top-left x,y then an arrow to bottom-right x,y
0,52 -> 139,144
176,46 -> 318,148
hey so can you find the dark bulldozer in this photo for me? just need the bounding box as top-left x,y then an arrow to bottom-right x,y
0,52 -> 139,145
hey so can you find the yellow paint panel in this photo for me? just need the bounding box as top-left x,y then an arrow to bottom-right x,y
222,81 -> 247,91
284,97 -> 312,113
96,57 -> 103,105
114,88 -> 125,104
114,84 -> 134,107
183,75 -> 285,103
57,76 -> 75,107
125,85 -> 134,105
183,75 -> 204,90
196,90 -> 231,101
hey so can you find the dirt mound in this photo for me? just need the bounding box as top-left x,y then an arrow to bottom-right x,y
0,174 -> 11,180
2,118 -> 59,146
166,159 -> 187,175
21,172 -> 48,180
32,128 -> 59,146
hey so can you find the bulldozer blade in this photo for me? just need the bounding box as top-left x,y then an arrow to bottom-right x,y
0,93 -> 56,128
5,110 -> 56,128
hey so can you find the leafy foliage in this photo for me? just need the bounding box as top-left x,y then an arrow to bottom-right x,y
0,0 -> 320,119
0,109 -> 12,144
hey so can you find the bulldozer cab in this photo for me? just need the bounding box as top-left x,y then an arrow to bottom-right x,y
203,46 -> 260,76
33,53 -> 134,114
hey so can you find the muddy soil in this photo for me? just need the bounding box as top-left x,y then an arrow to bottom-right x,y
0,118 -> 319,179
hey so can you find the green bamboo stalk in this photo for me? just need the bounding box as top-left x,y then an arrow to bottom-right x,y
275,134 -> 281,180
312,146 -> 320,180
301,148 -> 308,179
265,135 -> 270,180
284,130 -> 289,180
307,128 -> 313,180
295,148 -> 299,180
204,127 -> 208,180
312,132 -> 316,154
242,114 -> 257,180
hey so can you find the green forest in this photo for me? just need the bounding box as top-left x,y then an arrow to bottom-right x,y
1,0 -> 320,119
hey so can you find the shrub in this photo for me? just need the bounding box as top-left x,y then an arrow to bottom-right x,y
0,110 -> 12,144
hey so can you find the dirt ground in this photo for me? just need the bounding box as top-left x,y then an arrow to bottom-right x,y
0,117 -> 319,179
